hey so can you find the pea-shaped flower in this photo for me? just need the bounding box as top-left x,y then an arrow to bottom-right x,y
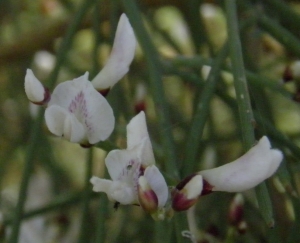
172,136 -> 283,211
25,70 -> 114,145
24,13 -> 136,145
91,112 -> 169,220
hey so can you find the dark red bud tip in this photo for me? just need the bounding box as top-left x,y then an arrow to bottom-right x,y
228,205 -> 244,226
283,66 -> 293,83
237,221 -> 247,234
171,188 -> 198,212
32,87 -> 51,105
80,142 -> 93,148
201,179 -> 214,196
99,88 -> 110,97
134,101 -> 146,114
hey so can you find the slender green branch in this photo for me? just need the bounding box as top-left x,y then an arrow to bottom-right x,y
8,1 -> 95,242
121,0 -> 179,179
261,0 -> 300,38
258,15 -> 300,58
182,43 -> 229,177
167,56 -> 292,98
78,149 -> 94,243
225,0 -> 274,226
4,191 -> 99,225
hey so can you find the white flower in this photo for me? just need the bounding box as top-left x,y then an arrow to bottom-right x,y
44,72 -> 114,145
90,112 -> 168,218
172,136 -> 283,211
24,69 -> 115,145
24,69 -> 50,104
198,136 -> 283,192
91,13 -> 136,92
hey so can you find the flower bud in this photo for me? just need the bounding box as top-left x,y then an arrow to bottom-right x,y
134,83 -> 147,114
282,61 -> 300,82
24,69 -> 51,105
228,193 -> 244,226
237,220 -> 247,234
172,174 -> 203,211
138,176 -> 158,213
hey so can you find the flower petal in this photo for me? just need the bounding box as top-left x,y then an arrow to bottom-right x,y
127,111 -> 150,149
198,136 -> 283,192
92,13 -> 136,90
144,165 -> 168,207
137,138 -> 156,167
105,147 -> 141,181
24,69 -> 48,103
45,105 -> 86,143
90,176 -> 113,194
49,73 -> 115,144
109,180 -> 137,204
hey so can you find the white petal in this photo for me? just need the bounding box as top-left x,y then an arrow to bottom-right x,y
92,13 -> 136,90
144,165 -> 168,207
109,180 -> 136,204
48,72 -> 90,108
105,147 -> 140,181
24,69 -> 46,103
90,177 -> 136,204
127,111 -> 150,149
199,136 -> 283,192
184,175 -> 203,200
90,176 -> 113,194
45,105 -> 86,143
137,137 -> 155,167
49,73 -> 115,144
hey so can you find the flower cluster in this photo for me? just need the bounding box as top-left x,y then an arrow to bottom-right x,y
24,13 -> 136,146
91,110 -> 283,219
25,13 -> 284,221
90,111 -> 170,220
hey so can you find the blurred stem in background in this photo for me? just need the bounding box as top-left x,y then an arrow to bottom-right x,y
8,0 -> 95,242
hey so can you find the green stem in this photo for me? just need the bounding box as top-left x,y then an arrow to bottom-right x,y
258,15 -> 300,58
78,148 -> 94,243
261,0 -> 300,38
225,0 -> 274,226
8,110 -> 44,243
121,0 -> 179,179
168,56 -> 292,98
8,1 -> 95,242
95,193 -> 109,243
4,191 -> 99,225
182,43 -> 229,177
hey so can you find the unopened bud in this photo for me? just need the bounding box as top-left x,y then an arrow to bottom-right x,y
25,69 -> 51,105
237,220 -> 247,234
283,66 -> 293,83
134,83 -> 147,114
138,176 -> 158,213
172,174 -> 203,211
228,193 -> 244,226
283,61 -> 300,82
